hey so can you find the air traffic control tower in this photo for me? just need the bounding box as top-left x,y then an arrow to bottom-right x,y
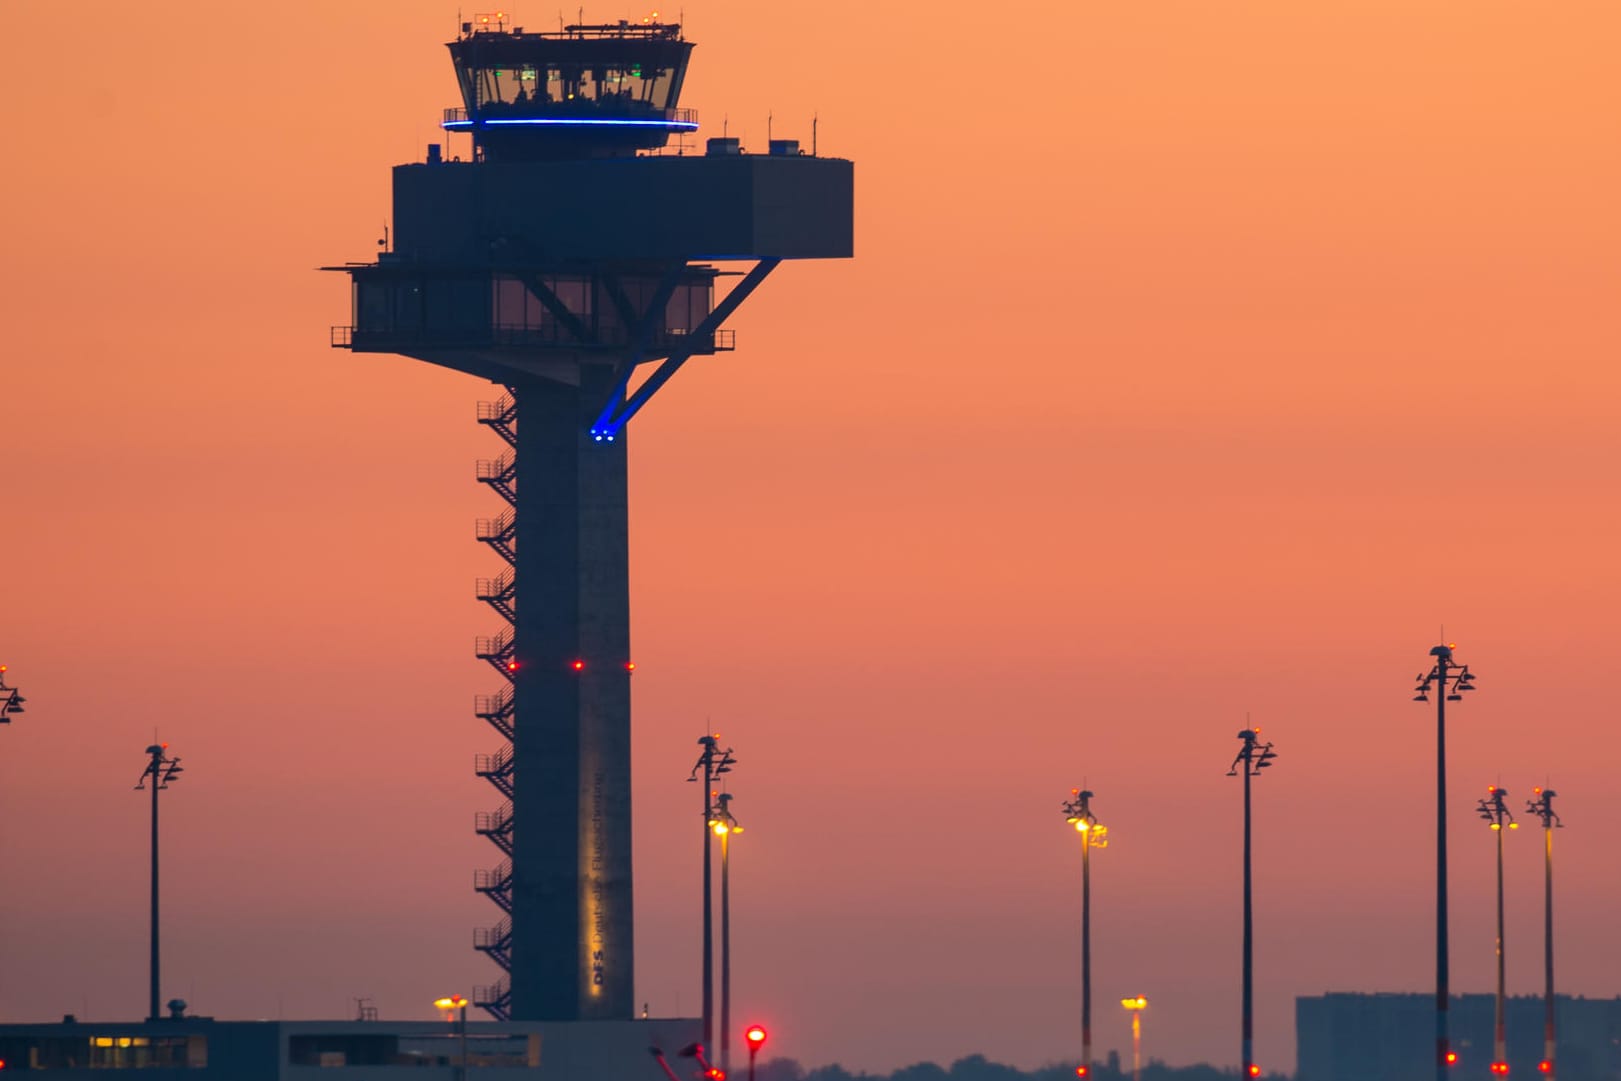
327,16 -> 852,1023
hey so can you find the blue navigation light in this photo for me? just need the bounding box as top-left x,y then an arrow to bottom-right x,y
442,117 -> 699,132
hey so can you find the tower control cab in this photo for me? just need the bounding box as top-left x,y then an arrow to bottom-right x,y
443,15 -> 697,161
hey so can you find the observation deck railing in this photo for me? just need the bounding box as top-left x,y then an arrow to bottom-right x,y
333,324 -> 734,354
442,105 -> 698,127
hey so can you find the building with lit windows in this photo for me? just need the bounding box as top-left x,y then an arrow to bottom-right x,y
1297,992 -> 1621,1081
0,1016 -> 697,1077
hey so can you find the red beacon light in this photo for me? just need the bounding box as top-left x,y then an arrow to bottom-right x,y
1075,1067 -> 1090,1078
571,659 -> 585,671
1538,1062 -> 1553,1074
506,659 -> 520,672
1248,1066 -> 1262,1078
742,1024 -> 767,1079
1491,1064 -> 1510,1076
1445,1051 -> 1459,1066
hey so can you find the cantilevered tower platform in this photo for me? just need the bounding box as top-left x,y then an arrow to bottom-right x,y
327,16 -> 851,1023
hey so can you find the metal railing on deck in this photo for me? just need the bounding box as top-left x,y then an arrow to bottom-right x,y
442,105 -> 697,126
342,323 -> 734,355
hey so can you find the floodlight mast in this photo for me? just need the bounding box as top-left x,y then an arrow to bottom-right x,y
134,743 -> 184,1022
326,16 -> 851,1022
1227,728 -> 1277,1081
1526,787 -> 1563,1079
1411,644 -> 1478,1078
1477,786 -> 1517,1076
1060,787 -> 1107,1079
689,737 -> 735,1051
710,790 -> 744,1075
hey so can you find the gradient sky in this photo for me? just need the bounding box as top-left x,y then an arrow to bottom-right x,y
2,1 -> 1620,1074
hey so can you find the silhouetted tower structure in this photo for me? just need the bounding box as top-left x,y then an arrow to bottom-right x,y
327,15 -> 852,1022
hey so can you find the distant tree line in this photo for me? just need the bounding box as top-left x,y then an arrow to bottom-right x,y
749,1055 -> 1288,1081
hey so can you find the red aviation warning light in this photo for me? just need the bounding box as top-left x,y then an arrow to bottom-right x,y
743,1026 -> 768,1078
1445,1051 -> 1459,1066
1538,1062 -> 1553,1074
571,659 -> 585,671
703,1070 -> 726,1080
1075,1067 -> 1090,1078
1248,1066 -> 1262,1078
1491,1064 -> 1510,1076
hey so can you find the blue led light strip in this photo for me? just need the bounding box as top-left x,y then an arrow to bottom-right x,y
442,117 -> 700,131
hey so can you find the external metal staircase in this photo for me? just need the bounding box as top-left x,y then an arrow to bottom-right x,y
471,390 -> 519,1019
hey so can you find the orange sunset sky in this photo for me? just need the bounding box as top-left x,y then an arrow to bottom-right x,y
2,0 -> 1619,1074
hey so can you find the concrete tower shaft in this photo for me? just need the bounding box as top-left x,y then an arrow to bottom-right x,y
508,374 -> 631,1021
327,18 -> 852,1023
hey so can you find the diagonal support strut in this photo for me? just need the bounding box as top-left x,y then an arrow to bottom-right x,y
590,258 -> 780,440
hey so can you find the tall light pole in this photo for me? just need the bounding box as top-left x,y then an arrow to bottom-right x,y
134,743 -> 184,1022
710,792 -> 744,1076
1526,787 -> 1562,1079
689,735 -> 735,1053
1476,786 -> 1517,1076
1061,787 -> 1108,1079
1228,728 -> 1277,1080
1121,996 -> 1147,1081
1413,644 -> 1477,1078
